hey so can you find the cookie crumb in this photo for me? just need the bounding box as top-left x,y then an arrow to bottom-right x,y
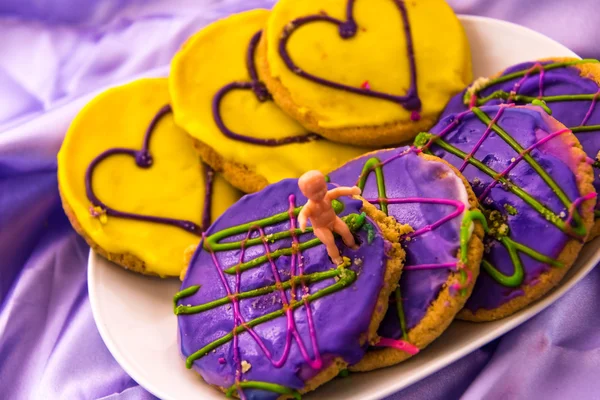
466,76 -> 490,97
241,360 -> 251,373
89,206 -> 108,223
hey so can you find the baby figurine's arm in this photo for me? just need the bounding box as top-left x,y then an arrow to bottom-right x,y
298,205 -> 310,232
326,186 -> 361,200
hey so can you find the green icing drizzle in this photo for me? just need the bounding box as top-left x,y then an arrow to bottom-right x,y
173,285 -> 200,312
571,125 -> 600,133
425,125 -> 581,236
357,157 -> 388,214
225,381 -> 301,400
174,191 -> 371,398
181,265 -> 356,368
463,59 -> 600,104
472,107 -> 585,234
355,153 -> 476,337
464,58 -> 600,219
415,107 -> 578,287
530,99 -> 552,114
394,287 -> 409,341
175,269 -> 341,315
215,212 -> 361,275
476,91 -> 598,107
204,201 -> 335,252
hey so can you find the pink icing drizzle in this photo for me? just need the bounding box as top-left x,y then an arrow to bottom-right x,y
477,127 -> 570,202
508,63 -> 544,102
204,196 -> 325,395
403,262 -> 458,271
357,147 -> 472,353
459,105 -> 507,172
375,337 -> 419,356
580,89 -> 600,126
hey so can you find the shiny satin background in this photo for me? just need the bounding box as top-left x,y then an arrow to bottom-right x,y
0,1 -> 598,399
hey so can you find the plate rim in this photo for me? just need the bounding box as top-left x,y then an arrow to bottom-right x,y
88,14 -> 587,400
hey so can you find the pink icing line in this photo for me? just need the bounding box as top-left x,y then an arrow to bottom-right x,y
234,222 -> 322,370
580,89 -> 600,126
363,197 -> 465,239
203,196 -> 327,390
537,64 -> 545,98
360,148 -> 470,289
286,195 -> 323,370
375,337 -> 420,356
565,192 -> 597,228
204,234 -> 246,398
477,128 -> 570,202
449,268 -> 473,294
508,62 -> 544,102
458,106 -> 507,172
404,262 -> 458,271
469,93 -> 477,109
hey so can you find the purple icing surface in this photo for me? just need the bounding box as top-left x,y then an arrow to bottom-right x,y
429,105 -> 584,311
329,147 -> 468,339
442,60 -> 600,207
177,179 -> 388,399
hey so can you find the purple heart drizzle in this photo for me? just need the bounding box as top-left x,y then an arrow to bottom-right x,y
212,31 -> 320,146
278,0 -> 422,119
85,104 -> 212,234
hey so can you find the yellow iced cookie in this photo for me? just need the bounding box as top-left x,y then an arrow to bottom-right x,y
169,9 -> 367,193
57,78 -> 241,277
259,0 -> 472,146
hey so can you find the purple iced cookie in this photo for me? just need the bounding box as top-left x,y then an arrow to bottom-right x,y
419,104 -> 595,321
328,146 -> 483,370
442,58 -> 600,237
174,179 -> 403,399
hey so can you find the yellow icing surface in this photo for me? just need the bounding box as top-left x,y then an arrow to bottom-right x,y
266,0 -> 472,128
57,79 -> 241,277
169,9 -> 367,184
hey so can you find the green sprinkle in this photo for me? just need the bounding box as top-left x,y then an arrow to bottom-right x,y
413,132 -> 435,148
362,223 -> 375,245
504,204 -> 518,216
338,369 -> 350,378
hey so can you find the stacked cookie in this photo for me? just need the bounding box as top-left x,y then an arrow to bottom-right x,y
56,0 -> 600,399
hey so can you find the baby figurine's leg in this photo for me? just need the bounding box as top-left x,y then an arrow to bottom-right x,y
313,226 -> 343,265
333,217 -> 358,249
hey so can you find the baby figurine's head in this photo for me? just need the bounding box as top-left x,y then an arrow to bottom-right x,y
298,170 -> 328,201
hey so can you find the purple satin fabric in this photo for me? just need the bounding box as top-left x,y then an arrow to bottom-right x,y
0,1 -> 598,399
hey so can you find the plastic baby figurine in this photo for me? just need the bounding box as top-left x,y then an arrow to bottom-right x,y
298,170 -> 362,265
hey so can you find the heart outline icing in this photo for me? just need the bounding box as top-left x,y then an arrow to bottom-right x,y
277,0 -> 422,115
85,104 -> 212,235
212,31 -> 321,146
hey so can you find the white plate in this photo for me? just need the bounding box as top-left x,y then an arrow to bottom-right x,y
88,15 -> 595,400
